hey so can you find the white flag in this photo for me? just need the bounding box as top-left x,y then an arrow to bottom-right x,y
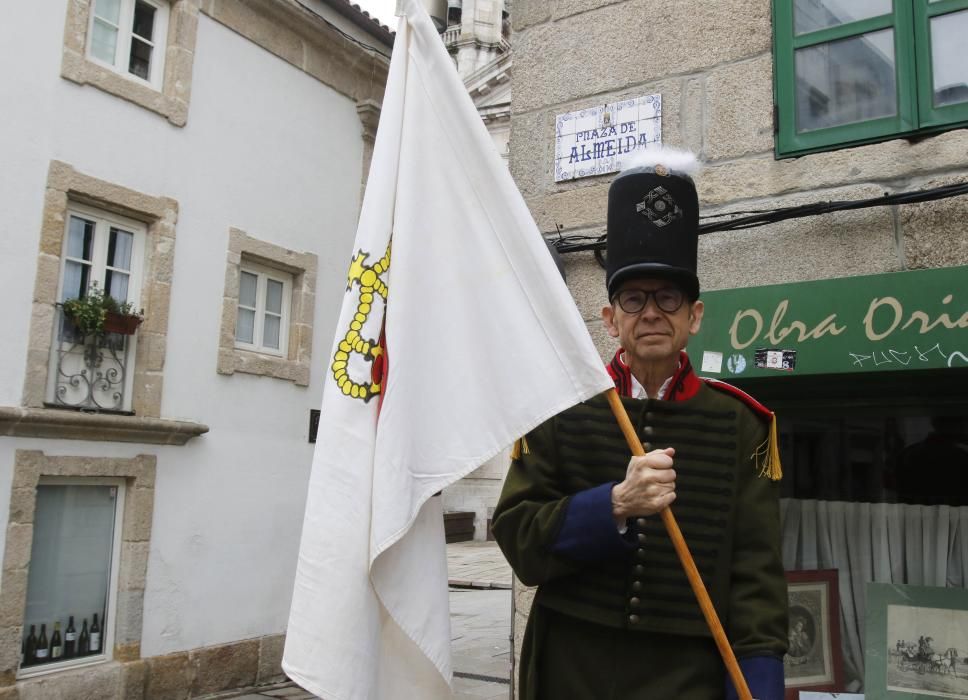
282,1 -> 613,697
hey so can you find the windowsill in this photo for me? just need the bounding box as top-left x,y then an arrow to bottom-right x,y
61,52 -> 188,127
234,343 -> 287,360
17,653 -> 110,681
0,407 -> 208,445
217,347 -> 311,387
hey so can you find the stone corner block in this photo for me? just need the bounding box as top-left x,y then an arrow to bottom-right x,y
189,639 -> 259,696
257,634 -> 286,684
145,651 -> 194,700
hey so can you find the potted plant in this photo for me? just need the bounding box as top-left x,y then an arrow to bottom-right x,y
102,294 -> 145,335
61,282 -> 144,336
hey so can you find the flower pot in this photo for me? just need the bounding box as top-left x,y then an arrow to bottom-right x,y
103,311 -> 143,335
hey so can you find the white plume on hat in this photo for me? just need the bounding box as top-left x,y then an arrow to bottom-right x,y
621,146 -> 702,176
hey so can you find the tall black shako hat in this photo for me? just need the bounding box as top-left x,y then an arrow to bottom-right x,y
606,147 -> 701,301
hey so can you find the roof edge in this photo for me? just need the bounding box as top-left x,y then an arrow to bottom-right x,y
318,0 -> 396,47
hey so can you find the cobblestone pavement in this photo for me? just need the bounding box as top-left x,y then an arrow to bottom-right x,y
217,542 -> 512,699
446,541 -> 512,590
450,587 -> 511,700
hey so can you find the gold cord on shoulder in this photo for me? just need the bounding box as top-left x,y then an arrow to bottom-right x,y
752,414 -> 783,481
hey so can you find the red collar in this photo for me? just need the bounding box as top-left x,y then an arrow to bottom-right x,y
606,350 -> 703,401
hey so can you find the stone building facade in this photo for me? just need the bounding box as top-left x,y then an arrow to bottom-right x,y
0,1 -> 390,697
506,0 -> 968,695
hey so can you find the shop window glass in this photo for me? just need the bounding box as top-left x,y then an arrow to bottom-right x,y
20,482 -> 122,674
776,406 -> 968,691
778,412 -> 968,506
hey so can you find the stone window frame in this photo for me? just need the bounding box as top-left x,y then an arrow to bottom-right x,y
61,0 -> 199,127
6,160 -> 210,447
0,450 -> 156,687
24,161 -> 177,419
217,228 -> 317,386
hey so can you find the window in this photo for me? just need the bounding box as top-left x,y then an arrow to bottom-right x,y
62,0 -> 197,126
773,0 -> 968,156
217,229 -> 316,385
775,399 -> 968,691
48,204 -> 146,413
86,0 -> 169,88
19,478 -> 125,678
235,261 -> 293,357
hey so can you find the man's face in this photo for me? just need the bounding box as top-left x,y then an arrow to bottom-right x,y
601,278 -> 704,367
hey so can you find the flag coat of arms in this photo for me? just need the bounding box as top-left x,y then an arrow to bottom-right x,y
282,1 -> 613,697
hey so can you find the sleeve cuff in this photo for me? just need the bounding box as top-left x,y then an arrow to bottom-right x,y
725,655 -> 784,700
551,482 -> 637,562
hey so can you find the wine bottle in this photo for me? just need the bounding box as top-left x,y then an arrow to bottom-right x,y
50,621 -> 63,660
25,624 -> 37,665
35,624 -> 49,662
64,616 -> 76,658
78,619 -> 90,656
90,613 -> 101,654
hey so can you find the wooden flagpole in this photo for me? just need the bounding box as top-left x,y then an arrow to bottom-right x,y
605,388 -> 753,700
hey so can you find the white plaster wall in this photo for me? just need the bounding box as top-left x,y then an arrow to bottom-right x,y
0,8 -> 369,656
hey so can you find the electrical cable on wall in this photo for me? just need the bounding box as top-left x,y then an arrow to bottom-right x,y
548,181 -> 968,266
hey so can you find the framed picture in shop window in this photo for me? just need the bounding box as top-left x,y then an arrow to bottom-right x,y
865,582 -> 968,699
784,569 -> 844,699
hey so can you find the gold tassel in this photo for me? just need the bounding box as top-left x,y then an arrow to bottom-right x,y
753,414 -> 783,481
510,437 -> 530,460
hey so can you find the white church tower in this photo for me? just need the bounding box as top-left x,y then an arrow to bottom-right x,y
443,0 -> 512,165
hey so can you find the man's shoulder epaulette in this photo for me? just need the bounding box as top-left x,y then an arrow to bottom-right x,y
701,378 -> 773,422
701,378 -> 782,482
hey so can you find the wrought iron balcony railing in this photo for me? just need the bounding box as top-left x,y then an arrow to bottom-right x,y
49,307 -> 134,412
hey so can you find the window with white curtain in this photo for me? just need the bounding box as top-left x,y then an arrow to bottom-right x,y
775,405 -> 968,692
235,261 -> 293,357
19,479 -> 124,677
47,204 -> 146,412
87,0 -> 170,88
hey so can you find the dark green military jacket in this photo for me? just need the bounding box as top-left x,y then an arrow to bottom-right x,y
492,359 -> 787,699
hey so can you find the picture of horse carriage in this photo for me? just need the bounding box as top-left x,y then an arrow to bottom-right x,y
894,637 -> 961,677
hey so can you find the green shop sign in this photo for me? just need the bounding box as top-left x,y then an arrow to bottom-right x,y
688,265 -> 968,379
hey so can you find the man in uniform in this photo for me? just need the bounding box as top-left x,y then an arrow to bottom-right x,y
492,149 -> 788,699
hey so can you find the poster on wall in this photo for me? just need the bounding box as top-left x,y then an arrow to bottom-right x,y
554,94 -> 661,182
866,583 -> 968,699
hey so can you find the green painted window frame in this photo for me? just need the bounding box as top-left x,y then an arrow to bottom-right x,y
774,0 -> 968,157
914,0 -> 968,127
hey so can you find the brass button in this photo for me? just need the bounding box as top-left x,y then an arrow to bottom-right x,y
636,518 -> 647,528
630,597 -> 641,608
635,548 -> 646,561
642,442 -> 652,452
634,565 -> 645,575
628,614 -> 640,624
645,411 -> 655,422
642,426 -> 655,437
631,581 -> 642,592
637,533 -> 647,544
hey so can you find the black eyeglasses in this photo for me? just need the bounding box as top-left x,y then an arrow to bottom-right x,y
614,287 -> 685,314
